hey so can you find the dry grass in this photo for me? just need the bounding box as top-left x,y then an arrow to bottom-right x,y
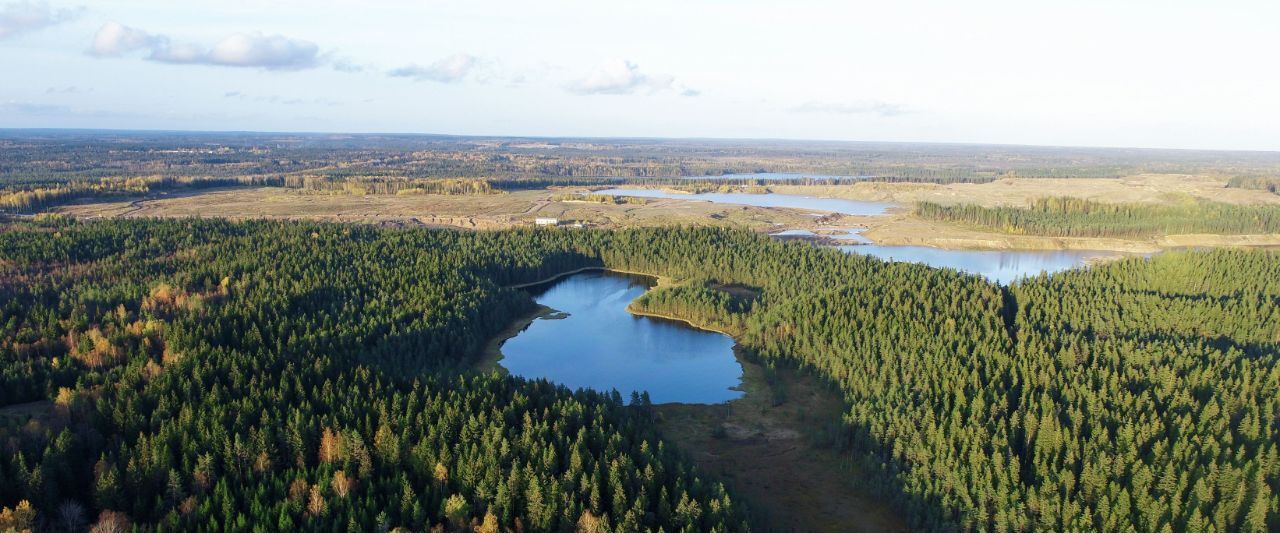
51,175 -> 1280,253
656,354 -> 904,533
53,186 -> 816,230
768,174 -> 1280,251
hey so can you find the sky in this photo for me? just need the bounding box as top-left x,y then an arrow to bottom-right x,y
1,0 -> 1278,151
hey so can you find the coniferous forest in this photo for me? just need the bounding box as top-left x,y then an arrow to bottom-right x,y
914,198 -> 1280,238
0,218 -> 1277,531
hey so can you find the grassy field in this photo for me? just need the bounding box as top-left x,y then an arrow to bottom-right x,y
49,174 -> 1280,252
777,174 -> 1280,251
52,186 -> 818,230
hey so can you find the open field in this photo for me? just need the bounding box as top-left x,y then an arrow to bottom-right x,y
52,186 -> 818,230
47,173 -> 1280,253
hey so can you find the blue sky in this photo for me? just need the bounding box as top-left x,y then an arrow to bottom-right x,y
2,0 -> 1278,150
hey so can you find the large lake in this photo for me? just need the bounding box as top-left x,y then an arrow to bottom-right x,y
597,188 -> 892,216
499,271 -> 744,404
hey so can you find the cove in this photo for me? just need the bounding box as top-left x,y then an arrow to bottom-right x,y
498,271 -> 745,404
597,188 -> 892,216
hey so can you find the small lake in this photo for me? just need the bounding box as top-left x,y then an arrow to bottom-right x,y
840,244 -> 1116,284
597,188 -> 892,216
499,271 -> 744,404
771,228 -> 1119,284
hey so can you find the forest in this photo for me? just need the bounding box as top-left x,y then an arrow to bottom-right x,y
914,197 -> 1280,238
0,218 -> 1276,531
8,130 -> 1280,187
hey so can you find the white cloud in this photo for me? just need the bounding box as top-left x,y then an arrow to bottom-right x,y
88,21 -> 155,56
568,59 -> 688,96
0,1 -> 80,40
387,53 -> 477,83
789,101 -> 909,117
88,23 -> 321,71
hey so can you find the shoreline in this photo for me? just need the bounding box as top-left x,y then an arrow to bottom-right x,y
482,267 -> 681,372
624,306 -> 740,338
505,266 -> 673,289
481,266 -> 904,529
474,303 -> 553,372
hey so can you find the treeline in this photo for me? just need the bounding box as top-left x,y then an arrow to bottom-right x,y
915,197 -> 1280,238
280,176 -> 496,196
1,220 -> 1277,531
628,281 -> 757,336
0,176 -> 285,213
550,193 -> 647,205
1228,176 -> 1280,194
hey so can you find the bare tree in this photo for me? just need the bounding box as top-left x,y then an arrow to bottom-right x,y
88,510 -> 130,533
56,501 -> 86,532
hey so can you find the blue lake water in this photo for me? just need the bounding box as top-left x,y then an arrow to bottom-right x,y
771,228 -> 1118,284
499,271 -> 744,404
840,244 -> 1115,285
597,188 -> 892,216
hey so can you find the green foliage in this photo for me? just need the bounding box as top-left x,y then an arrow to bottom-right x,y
630,281 -> 756,335
550,192 -> 646,205
916,197 -> 1280,238
604,232 -> 1280,531
0,220 -> 746,531
1,218 -> 1277,531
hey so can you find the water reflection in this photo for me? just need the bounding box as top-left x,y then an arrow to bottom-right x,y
770,228 -> 1118,284
499,272 -> 744,404
840,244 -> 1115,284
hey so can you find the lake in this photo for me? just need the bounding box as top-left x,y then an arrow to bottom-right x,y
597,188 -> 892,216
840,242 -> 1116,284
499,271 -> 744,404
771,228 -> 1119,284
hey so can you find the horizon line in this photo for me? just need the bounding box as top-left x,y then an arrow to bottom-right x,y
1,126 -> 1277,155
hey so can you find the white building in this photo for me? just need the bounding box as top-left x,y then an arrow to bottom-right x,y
534,217 -> 559,226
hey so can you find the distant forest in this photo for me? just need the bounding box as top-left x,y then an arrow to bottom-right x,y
6,130 -> 1280,187
1,220 -> 1275,531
